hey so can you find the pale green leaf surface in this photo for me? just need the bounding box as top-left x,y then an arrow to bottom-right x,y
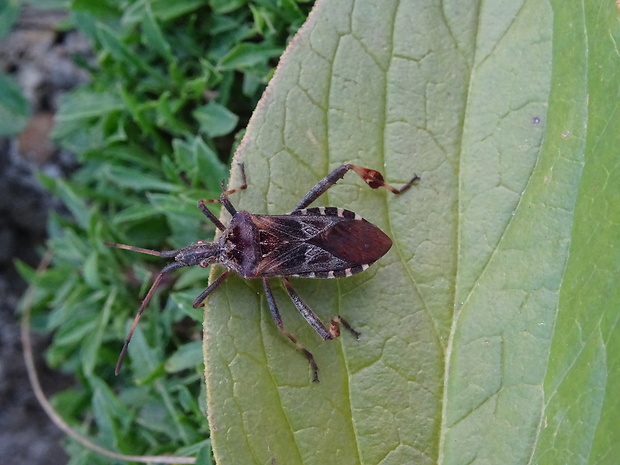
203,0 -> 619,464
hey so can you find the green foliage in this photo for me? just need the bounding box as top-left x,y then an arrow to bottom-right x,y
0,71 -> 30,136
0,0 -> 20,40
0,0 -> 31,137
20,0 -> 312,463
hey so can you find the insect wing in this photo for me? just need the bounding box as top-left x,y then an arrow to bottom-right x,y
308,217 -> 392,264
251,209 -> 392,277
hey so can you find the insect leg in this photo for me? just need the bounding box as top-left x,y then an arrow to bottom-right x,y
329,316 -> 361,340
221,163 -> 248,196
197,200 -> 226,231
293,164 -> 420,211
192,270 -> 232,308
262,278 -> 320,382
201,164 -> 248,216
200,184 -> 238,217
281,277 -> 333,340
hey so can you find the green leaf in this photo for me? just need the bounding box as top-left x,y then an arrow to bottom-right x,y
0,0 -> 19,39
193,102 -> 239,137
71,0 -> 118,18
529,2 -> 620,464
166,341 -> 204,373
96,22 -> 147,71
218,42 -> 284,70
123,0 -> 207,23
0,72 -> 30,136
209,0 -> 246,15
172,137 -> 229,189
52,88 -> 125,141
43,177 -> 92,230
204,0 -> 619,464
103,165 -> 178,192
141,3 -> 174,63
90,375 -> 132,447
82,288 -> 117,376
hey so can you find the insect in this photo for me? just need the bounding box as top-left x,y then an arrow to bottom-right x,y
107,164 -> 419,381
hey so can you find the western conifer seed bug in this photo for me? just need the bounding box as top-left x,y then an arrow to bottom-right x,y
107,164 -> 419,381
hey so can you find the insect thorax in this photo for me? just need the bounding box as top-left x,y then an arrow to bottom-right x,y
220,211 -> 263,278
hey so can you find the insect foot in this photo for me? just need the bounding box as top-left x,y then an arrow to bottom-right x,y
107,164 -> 419,381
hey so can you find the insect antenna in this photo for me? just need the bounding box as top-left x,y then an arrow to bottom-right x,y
105,241 -> 186,374
104,241 -> 179,258
113,261 -> 187,374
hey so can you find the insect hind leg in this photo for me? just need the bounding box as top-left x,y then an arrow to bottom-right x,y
293,164 -> 420,211
262,278 -> 320,382
282,277 -> 332,340
329,315 -> 361,340
281,278 -> 361,341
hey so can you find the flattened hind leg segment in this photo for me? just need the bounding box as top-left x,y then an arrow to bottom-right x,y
293,164 -> 420,211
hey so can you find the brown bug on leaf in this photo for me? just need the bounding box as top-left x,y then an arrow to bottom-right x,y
107,164 -> 419,381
